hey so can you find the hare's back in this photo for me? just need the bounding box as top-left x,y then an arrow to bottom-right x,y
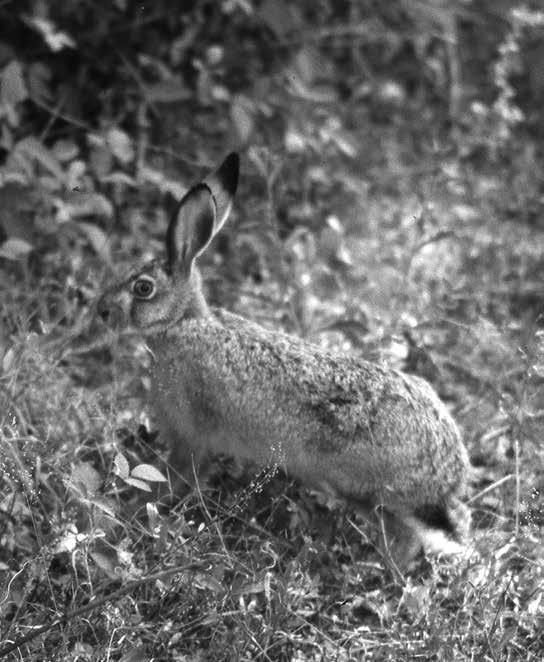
156,311 -> 467,481
150,311 -> 470,511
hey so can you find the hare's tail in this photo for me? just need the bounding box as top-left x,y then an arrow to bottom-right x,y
408,498 -> 471,556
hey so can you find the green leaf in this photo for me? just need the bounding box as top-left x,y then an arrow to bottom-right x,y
1,60 -> 28,106
139,166 -> 185,197
27,62 -> 52,103
24,16 -> 76,52
0,238 -> 33,260
113,452 -> 130,480
15,136 -> 64,181
69,462 -> 102,497
143,80 -> 191,104
131,464 -> 167,483
55,530 -> 84,553
146,502 -> 160,532
259,0 -> 298,37
2,347 -> 16,372
89,142 -> 113,178
52,139 -> 79,162
124,476 -> 152,492
106,128 -> 134,165
88,496 -> 117,519
77,221 -> 112,264
231,95 -> 254,144
90,549 -> 119,580
57,192 -> 114,221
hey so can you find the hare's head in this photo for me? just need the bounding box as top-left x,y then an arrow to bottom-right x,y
97,153 -> 239,335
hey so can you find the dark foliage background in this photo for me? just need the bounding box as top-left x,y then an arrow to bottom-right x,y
0,1 -> 543,660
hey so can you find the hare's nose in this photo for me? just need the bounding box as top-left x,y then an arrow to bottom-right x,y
97,298 -> 125,328
97,300 -> 111,322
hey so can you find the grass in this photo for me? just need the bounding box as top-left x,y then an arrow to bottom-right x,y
1,145 -> 543,661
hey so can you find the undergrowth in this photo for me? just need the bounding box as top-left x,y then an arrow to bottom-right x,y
1,2 -> 543,660
1,160 -> 543,660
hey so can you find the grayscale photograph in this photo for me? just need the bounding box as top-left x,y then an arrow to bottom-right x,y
0,1 -> 543,660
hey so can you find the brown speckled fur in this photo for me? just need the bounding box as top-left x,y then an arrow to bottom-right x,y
97,153 -> 471,566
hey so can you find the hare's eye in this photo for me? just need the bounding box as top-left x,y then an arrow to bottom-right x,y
133,278 -> 155,299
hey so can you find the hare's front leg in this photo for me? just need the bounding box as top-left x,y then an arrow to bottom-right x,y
159,421 -> 211,495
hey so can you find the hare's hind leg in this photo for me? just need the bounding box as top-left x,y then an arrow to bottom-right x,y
372,503 -> 469,572
376,507 -> 423,571
350,498 -> 423,571
409,498 -> 471,557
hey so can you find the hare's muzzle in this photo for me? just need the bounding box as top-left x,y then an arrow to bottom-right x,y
96,297 -> 125,329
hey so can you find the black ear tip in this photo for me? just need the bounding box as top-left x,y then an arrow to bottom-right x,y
224,152 -> 240,170
217,152 -> 240,195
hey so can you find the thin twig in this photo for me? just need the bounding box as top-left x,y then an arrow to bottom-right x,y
467,474 -> 514,505
30,95 -> 91,132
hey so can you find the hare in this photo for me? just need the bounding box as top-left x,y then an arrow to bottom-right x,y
97,153 -> 471,567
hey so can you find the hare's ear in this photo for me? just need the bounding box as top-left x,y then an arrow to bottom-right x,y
166,153 -> 239,273
166,183 -> 216,272
204,152 -> 239,234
